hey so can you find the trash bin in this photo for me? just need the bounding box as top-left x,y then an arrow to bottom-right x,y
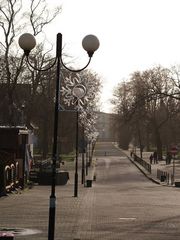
93,175 -> 96,181
175,181 -> 180,187
0,232 -> 14,239
160,175 -> 166,182
86,180 -> 92,187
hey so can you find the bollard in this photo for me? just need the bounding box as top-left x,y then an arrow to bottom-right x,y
167,173 -> 169,185
86,180 -> 92,187
0,232 -> 14,239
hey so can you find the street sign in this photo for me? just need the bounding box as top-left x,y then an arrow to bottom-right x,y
170,146 -> 178,155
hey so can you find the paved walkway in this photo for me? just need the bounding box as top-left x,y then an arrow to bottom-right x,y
1,144 -> 180,239
0,157 -> 98,240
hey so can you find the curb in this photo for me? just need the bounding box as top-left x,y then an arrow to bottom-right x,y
116,145 -> 174,187
127,155 -> 161,185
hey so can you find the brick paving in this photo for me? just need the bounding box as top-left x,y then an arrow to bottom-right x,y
0,161 -> 98,240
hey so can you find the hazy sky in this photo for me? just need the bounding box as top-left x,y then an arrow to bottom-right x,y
43,0 -> 180,112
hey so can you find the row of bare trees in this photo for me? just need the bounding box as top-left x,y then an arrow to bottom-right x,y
0,0 -> 101,157
112,65 -> 180,160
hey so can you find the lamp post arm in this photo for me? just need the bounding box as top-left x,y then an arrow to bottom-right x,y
60,57 -> 92,73
25,55 -> 57,71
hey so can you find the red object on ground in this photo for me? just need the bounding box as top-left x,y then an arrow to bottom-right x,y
0,232 -> 14,239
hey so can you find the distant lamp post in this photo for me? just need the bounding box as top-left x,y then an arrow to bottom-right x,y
72,83 -> 86,197
21,103 -> 25,125
61,73 -> 96,196
170,146 -> 178,185
79,110 -> 97,182
18,32 -> 99,240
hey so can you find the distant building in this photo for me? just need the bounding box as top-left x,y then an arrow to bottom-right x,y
96,112 -> 118,142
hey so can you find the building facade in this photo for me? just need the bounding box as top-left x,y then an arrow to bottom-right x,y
96,112 -> 118,142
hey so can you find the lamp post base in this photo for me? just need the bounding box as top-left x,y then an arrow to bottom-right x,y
48,196 -> 56,240
74,172 -> 78,197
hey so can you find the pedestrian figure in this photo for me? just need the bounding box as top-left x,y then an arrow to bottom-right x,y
153,151 -> 158,164
166,152 -> 172,165
149,154 -> 153,164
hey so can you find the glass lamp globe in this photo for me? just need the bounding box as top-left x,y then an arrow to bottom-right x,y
82,35 -> 100,57
18,33 -> 36,52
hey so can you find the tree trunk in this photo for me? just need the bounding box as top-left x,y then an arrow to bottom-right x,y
154,129 -> 163,160
137,123 -> 143,159
42,120 -> 49,159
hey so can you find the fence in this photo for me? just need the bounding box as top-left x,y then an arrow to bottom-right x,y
157,169 -> 173,185
134,154 -> 151,173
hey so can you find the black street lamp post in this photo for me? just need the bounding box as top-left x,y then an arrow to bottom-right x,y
18,32 -> 99,240
75,103 -> 79,197
71,86 -> 87,197
81,125 -> 85,185
86,146 -> 89,176
61,75 -> 96,196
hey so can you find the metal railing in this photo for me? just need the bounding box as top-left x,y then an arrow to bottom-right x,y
157,169 -> 173,185
134,155 -> 151,173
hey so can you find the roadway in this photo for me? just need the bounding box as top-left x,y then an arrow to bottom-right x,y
85,142 -> 180,239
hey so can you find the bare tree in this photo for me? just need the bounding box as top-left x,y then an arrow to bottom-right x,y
29,0 -> 61,36
112,66 -> 180,159
0,0 -> 61,125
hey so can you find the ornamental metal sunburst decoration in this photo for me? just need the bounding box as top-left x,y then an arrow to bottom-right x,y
61,73 -> 95,110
